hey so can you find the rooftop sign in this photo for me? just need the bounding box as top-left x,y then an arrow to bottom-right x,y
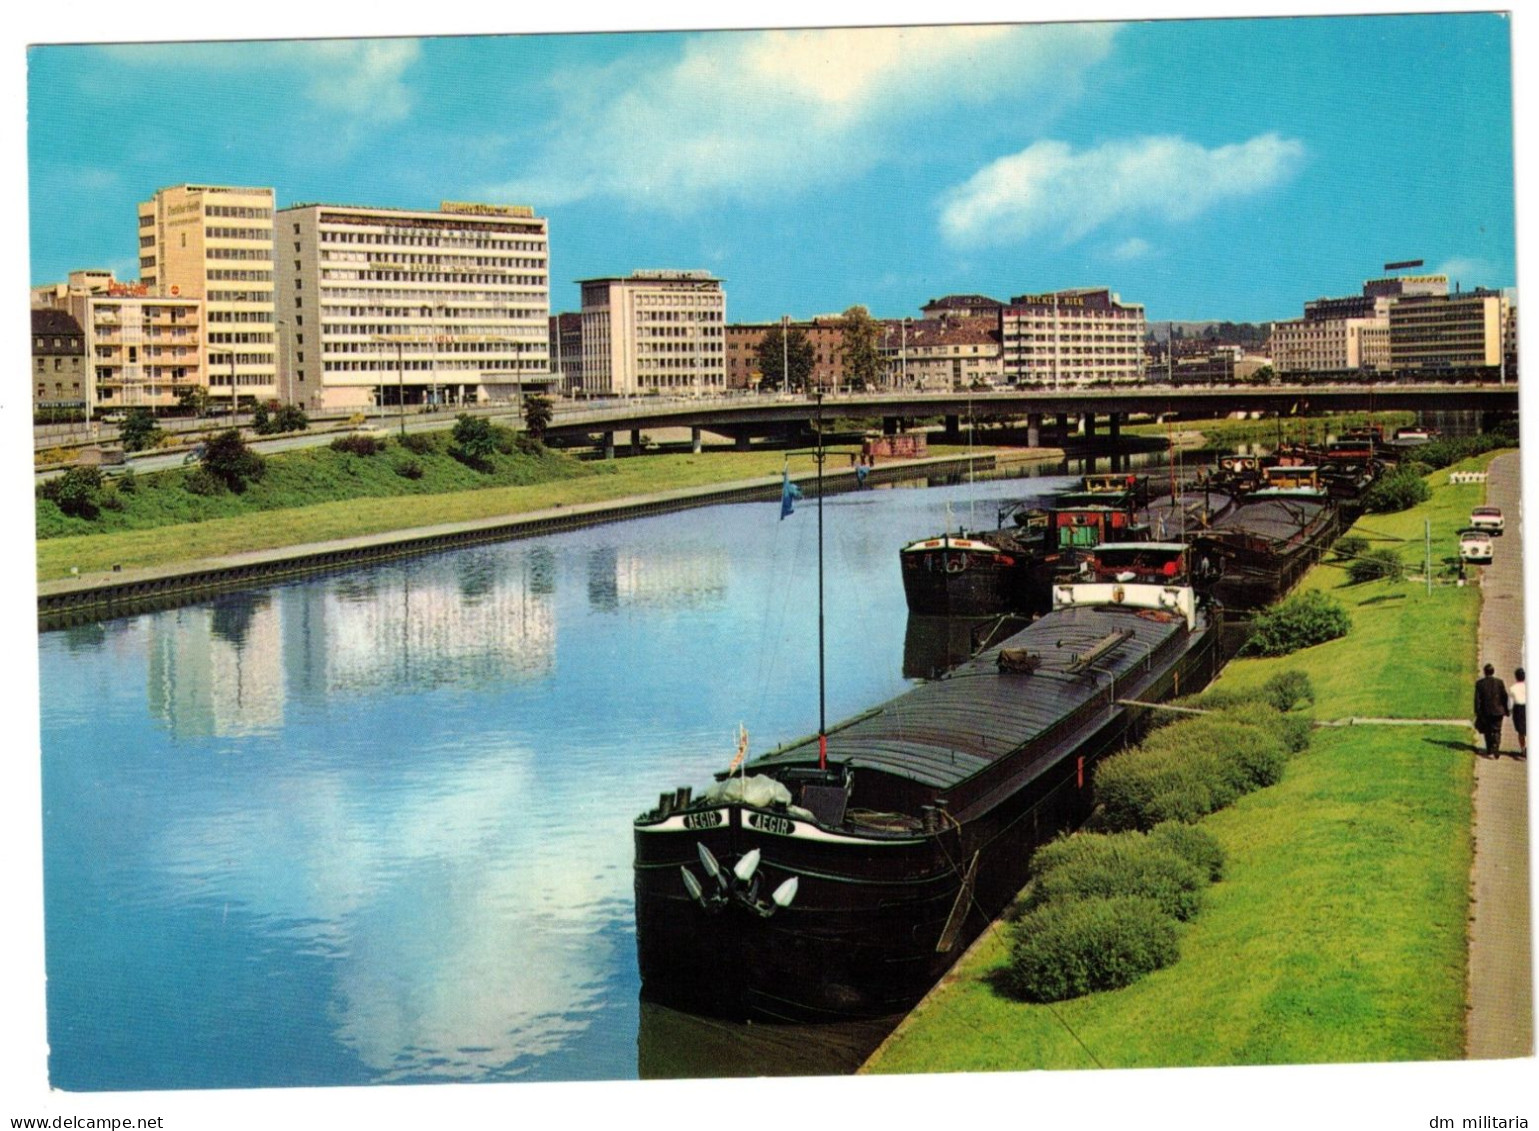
440,201 -> 535,218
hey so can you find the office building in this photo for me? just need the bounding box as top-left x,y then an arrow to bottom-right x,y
31,308 -> 87,414
999,288 -> 1145,386
138,184 -> 276,408
276,200 -> 552,410
578,271 -> 725,396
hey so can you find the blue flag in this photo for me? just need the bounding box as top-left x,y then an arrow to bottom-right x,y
780,467 -> 803,519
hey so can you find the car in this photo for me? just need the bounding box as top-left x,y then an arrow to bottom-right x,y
1469,505 -> 1505,534
1459,528 -> 1495,564
100,412 -> 126,424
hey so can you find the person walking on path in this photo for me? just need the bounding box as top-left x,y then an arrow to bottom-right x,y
1510,667 -> 1527,758
1474,663 -> 1509,758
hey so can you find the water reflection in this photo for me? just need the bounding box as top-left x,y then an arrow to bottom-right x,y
636,999 -> 901,1079
41,474 -> 1077,1090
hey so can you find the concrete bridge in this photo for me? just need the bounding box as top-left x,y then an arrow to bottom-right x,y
544,383 -> 1520,456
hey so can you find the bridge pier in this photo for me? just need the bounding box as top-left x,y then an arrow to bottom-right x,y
883,416 -> 900,436
691,426 -> 702,454
736,432 -> 752,452
1083,413 -> 1097,440
600,431 -> 615,460
1027,413 -> 1042,448
1057,413 -> 1069,443
631,429 -> 643,456
1109,413 -> 1122,443
944,414 -> 962,443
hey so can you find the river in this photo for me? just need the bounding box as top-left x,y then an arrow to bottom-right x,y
39,466 -> 1095,1090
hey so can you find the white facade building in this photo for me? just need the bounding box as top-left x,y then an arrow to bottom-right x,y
276,201 -> 551,410
578,271 -> 726,396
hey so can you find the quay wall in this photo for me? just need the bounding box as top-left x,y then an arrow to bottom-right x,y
37,452 -> 1016,628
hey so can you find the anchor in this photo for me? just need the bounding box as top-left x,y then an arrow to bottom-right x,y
680,842 -> 799,917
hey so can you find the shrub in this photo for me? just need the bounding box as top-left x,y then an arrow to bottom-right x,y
199,429 -> 265,493
1026,831 -> 1207,921
183,467 -> 226,496
347,412 -> 368,427
331,433 -> 383,456
1262,669 -> 1314,712
1348,546 -> 1405,584
491,423 -> 519,455
400,431 -> 441,455
1093,703 -> 1305,832
395,458 -> 425,480
452,414 -> 497,463
1243,590 -> 1351,656
1148,821 -> 1225,882
1363,469 -> 1431,514
1004,896 -> 1180,1002
1332,534 -> 1369,562
43,466 -> 104,519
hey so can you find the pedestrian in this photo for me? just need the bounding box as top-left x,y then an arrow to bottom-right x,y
1511,667 -> 1527,758
1474,663 -> 1509,758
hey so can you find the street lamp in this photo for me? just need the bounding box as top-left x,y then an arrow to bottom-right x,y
782,314 -> 790,394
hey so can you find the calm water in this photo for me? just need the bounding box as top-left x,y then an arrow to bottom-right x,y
39,471 -> 1077,1091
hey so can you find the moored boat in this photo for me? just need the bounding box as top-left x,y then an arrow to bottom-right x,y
1191,469 -> 1340,609
899,507 -> 1050,618
633,541 -> 1220,1021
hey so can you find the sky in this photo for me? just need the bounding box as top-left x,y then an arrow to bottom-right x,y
23,9 -> 1516,326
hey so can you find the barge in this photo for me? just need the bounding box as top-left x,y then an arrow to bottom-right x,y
633,542 -> 1220,1021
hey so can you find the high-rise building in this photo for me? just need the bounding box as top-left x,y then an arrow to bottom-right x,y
1389,288 -> 1509,376
549,313 -> 583,394
578,271 -> 726,396
999,288 -> 1145,386
276,201 -> 551,410
138,184 -> 277,408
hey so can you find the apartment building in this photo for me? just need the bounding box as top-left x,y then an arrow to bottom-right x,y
578,271 -> 725,396
879,316 -> 1003,389
999,288 -> 1145,386
32,308 -> 87,413
725,316 -> 846,391
139,184 -> 276,408
276,201 -> 551,410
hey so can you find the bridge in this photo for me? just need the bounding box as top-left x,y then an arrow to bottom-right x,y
543,383 -> 1521,455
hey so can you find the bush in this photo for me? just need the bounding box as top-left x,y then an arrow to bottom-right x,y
199,429 -> 265,493
331,433 -> 383,456
1348,546 -> 1405,584
1262,669 -> 1314,713
1004,896 -> 1180,1002
118,408 -> 163,453
395,458 -> 424,480
183,467 -> 226,496
400,431 -> 441,455
1148,822 -> 1225,882
1363,469 -> 1431,514
1332,534 -> 1369,562
1243,590 -> 1351,656
1026,831 -> 1207,921
42,466 -> 104,519
1093,703 -> 1304,832
452,414 -> 497,464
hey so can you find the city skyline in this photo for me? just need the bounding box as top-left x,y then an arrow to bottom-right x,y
26,12 -> 1516,326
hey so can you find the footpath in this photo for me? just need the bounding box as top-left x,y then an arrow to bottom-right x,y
1467,449 -> 1533,1058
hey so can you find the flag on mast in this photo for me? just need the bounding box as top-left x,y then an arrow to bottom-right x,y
779,459 -> 803,519
729,724 -> 749,775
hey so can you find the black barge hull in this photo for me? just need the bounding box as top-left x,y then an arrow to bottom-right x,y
634,606 -> 1220,1021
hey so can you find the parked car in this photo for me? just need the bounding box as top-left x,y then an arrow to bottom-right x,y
1459,528 -> 1495,564
1469,505 -> 1505,534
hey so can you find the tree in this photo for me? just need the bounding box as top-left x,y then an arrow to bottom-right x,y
452,413 -> 498,465
199,429 -> 265,493
522,394 -> 553,441
755,325 -> 816,391
118,407 -> 163,453
177,385 -> 212,416
839,306 -> 882,391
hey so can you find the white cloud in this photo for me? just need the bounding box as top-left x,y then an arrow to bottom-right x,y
1110,236 -> 1153,261
940,133 -> 1306,248
97,38 -> 420,123
485,23 -> 1117,209
1434,257 -> 1496,288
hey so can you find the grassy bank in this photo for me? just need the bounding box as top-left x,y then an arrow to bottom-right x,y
1125,410 -> 1415,451
862,455 -> 1496,1073
33,437 -> 990,581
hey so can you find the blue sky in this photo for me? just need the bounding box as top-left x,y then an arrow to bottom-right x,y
25,12 -> 1515,324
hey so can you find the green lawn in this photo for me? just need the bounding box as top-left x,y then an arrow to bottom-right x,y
34,440 -> 989,580
863,454 -> 1497,1074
